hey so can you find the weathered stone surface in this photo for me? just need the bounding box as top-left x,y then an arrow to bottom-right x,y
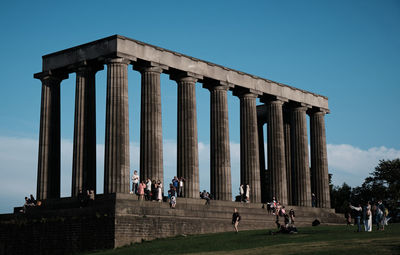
290,105 -> 311,207
39,35 -> 329,110
72,65 -> 99,197
34,72 -> 67,200
104,58 -> 130,194
206,82 -> 232,201
310,110 -> 330,208
173,75 -> 199,198
0,195 -> 344,254
257,121 -> 268,203
238,91 -> 261,203
283,107 -> 293,205
137,65 -> 164,182
266,99 -> 288,205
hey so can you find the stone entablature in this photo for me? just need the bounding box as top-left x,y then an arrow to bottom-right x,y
39,35 -> 329,111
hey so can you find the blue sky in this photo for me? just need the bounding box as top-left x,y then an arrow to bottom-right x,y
0,0 -> 399,213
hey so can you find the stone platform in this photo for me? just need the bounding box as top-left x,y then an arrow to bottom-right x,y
0,193 -> 344,255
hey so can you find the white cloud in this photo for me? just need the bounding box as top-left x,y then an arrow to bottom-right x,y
327,144 -> 400,187
1,135 -> 399,213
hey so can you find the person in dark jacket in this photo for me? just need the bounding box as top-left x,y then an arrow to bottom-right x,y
232,208 -> 241,233
350,203 -> 362,232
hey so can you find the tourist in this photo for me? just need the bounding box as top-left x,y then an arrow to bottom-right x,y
179,177 -> 185,197
311,193 -> 316,207
145,178 -> 152,201
239,184 -> 244,202
169,185 -> 177,209
138,180 -> 145,201
151,179 -> 157,201
365,201 -> 372,232
131,170 -> 139,194
157,181 -> 162,202
377,200 -> 386,230
232,208 -> 241,233
349,203 -> 362,232
271,197 -> 277,215
29,194 -> 37,205
172,176 -> 179,196
245,184 -> 250,203
201,190 -> 211,205
289,209 -> 295,225
78,189 -> 88,207
22,196 -> 35,213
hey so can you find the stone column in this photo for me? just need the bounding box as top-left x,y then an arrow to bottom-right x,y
258,121 -> 268,203
291,104 -> 311,206
104,58 -> 130,194
207,83 -> 231,201
239,92 -> 261,203
72,65 -> 99,197
35,72 -> 67,200
174,75 -> 199,198
137,65 -> 163,182
310,109 -> 330,208
266,99 -> 288,205
283,107 -> 293,205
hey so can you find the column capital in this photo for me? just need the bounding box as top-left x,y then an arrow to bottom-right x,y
34,70 -> 68,83
105,57 -> 130,65
260,95 -> 288,104
169,70 -> 202,83
233,87 -> 261,99
202,78 -> 233,91
75,61 -> 104,75
289,102 -> 311,112
132,60 -> 168,74
307,107 -> 330,115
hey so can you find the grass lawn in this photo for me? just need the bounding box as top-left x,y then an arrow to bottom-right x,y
85,223 -> 400,255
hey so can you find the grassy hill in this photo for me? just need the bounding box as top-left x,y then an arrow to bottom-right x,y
84,223 -> 400,255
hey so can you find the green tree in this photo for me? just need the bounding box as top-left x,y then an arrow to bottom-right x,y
363,158 -> 400,202
330,182 -> 352,213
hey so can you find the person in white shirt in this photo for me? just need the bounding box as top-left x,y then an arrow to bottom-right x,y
131,170 -> 139,194
179,177 -> 185,197
145,178 -> 152,200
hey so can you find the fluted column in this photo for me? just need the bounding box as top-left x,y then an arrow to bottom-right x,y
310,110 -> 330,208
258,121 -> 268,203
266,99 -> 288,205
175,75 -> 199,198
291,105 -> 311,206
283,107 -> 293,205
208,84 -> 231,200
239,92 -> 261,203
72,65 -> 99,197
104,58 -> 130,194
35,72 -> 66,200
137,65 -> 163,182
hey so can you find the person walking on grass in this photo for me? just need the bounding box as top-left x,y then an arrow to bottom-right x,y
232,208 -> 241,233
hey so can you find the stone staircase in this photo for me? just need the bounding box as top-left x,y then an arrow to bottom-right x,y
0,193 -> 344,254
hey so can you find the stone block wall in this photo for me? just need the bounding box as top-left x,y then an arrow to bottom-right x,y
0,194 -> 344,254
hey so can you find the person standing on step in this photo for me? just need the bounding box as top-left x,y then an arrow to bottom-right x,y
131,170 -> 139,195
245,184 -> 250,203
138,180 -> 145,201
172,176 -> 179,197
179,177 -> 185,197
239,184 -> 244,202
232,208 -> 241,233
